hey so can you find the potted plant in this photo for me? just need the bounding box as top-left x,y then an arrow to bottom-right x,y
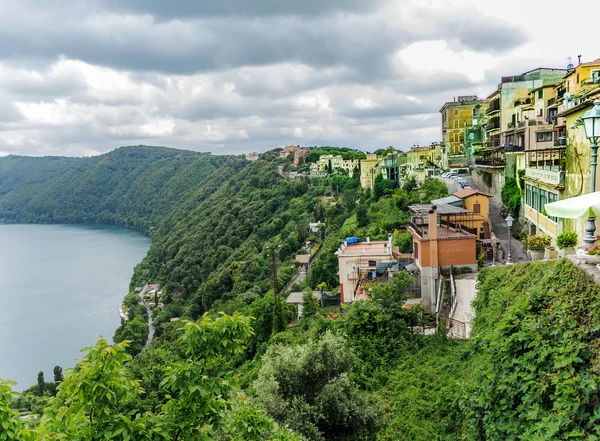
578,240 -> 600,264
556,231 -> 578,257
522,234 -> 551,261
544,245 -> 558,260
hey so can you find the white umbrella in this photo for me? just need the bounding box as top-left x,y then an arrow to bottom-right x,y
545,191 -> 600,245
545,191 -> 600,219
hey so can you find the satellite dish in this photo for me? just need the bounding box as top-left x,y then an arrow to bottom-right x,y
567,63 -> 574,69
563,92 -> 572,101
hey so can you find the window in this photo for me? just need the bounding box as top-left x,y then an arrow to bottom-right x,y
547,192 -> 558,222
532,186 -> 540,211
577,73 -> 580,84
454,134 -> 459,143
473,203 -> 480,213
536,131 -> 553,142
525,184 -> 532,207
454,120 -> 459,129
538,90 -> 543,99
593,70 -> 600,83
414,242 -> 419,259
368,260 -> 376,268
540,189 -> 547,214
453,109 -> 459,116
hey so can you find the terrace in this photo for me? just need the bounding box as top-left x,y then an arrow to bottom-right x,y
407,204 -> 478,240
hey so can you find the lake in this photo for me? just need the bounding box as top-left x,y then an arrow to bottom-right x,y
0,224 -> 150,390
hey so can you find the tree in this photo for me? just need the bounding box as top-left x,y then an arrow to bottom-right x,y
301,289 -> 319,320
37,371 -> 45,396
53,366 -> 64,385
254,332 -> 381,440
356,205 -> 369,228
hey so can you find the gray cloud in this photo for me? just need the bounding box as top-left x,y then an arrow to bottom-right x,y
101,0 -> 388,19
0,0 -> 537,157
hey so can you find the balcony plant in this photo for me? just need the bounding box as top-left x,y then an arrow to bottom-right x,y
522,234 -> 551,261
556,231 -> 578,257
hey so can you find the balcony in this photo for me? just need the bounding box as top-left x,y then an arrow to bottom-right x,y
486,118 -> 500,131
486,99 -> 500,114
524,167 -> 565,186
475,158 -> 506,168
505,144 -> 525,152
514,97 -> 532,107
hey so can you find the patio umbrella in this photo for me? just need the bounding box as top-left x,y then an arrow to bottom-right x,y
544,191 -> 600,244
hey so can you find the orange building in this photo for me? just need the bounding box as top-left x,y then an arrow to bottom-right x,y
407,204 -> 478,312
452,188 -> 493,239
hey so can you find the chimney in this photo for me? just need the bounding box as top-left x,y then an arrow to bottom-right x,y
578,54 -> 582,65
366,237 -> 370,243
387,233 -> 393,255
428,205 -> 439,268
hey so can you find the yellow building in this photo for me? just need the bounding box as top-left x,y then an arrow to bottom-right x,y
551,58 -> 600,244
360,154 -> 381,189
406,145 -> 441,181
440,96 -> 486,169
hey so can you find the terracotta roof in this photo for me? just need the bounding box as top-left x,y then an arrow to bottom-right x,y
453,188 -> 493,199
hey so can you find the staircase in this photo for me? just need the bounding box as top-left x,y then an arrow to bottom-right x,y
482,221 -> 491,239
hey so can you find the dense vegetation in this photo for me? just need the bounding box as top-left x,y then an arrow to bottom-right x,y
3,146 -> 599,439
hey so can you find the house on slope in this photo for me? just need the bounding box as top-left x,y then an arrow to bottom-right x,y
407,204 -> 478,313
336,234 -> 403,303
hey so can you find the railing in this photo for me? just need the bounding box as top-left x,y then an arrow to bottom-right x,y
407,221 -> 424,238
505,144 -> 525,152
405,287 -> 421,299
486,100 -> 500,114
486,118 -> 500,130
475,158 -> 506,167
449,266 -> 458,318
554,137 -> 567,146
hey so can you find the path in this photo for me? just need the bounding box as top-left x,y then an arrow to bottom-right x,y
451,273 -> 477,338
282,234 -> 328,292
137,294 -> 155,351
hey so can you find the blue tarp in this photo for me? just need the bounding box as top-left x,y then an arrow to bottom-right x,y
346,237 -> 359,244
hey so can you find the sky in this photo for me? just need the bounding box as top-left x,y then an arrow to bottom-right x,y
1,0 -> 599,157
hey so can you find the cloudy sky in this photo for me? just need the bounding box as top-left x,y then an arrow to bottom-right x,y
1,0 -> 599,157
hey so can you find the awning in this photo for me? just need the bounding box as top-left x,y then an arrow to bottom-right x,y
544,191 -> 600,219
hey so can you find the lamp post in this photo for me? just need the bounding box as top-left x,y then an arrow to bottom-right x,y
505,214 -> 514,265
582,100 -> 600,244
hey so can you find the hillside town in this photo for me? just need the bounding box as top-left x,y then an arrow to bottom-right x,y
274,56 -> 600,339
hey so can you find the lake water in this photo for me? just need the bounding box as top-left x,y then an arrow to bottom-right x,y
0,224 -> 150,390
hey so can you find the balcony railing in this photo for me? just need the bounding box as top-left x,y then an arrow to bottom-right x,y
486,118 -> 500,130
554,137 -> 567,146
486,100 -> 500,114
505,144 -> 525,152
524,167 -> 565,185
475,159 -> 506,168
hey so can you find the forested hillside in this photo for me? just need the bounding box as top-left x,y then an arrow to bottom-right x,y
4,146 -> 598,440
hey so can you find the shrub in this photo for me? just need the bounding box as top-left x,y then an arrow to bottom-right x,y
522,234 -> 551,251
556,231 -> 578,249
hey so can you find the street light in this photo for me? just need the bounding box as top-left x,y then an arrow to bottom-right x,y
581,100 -> 600,244
583,100 -> 600,193
505,214 -> 514,265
